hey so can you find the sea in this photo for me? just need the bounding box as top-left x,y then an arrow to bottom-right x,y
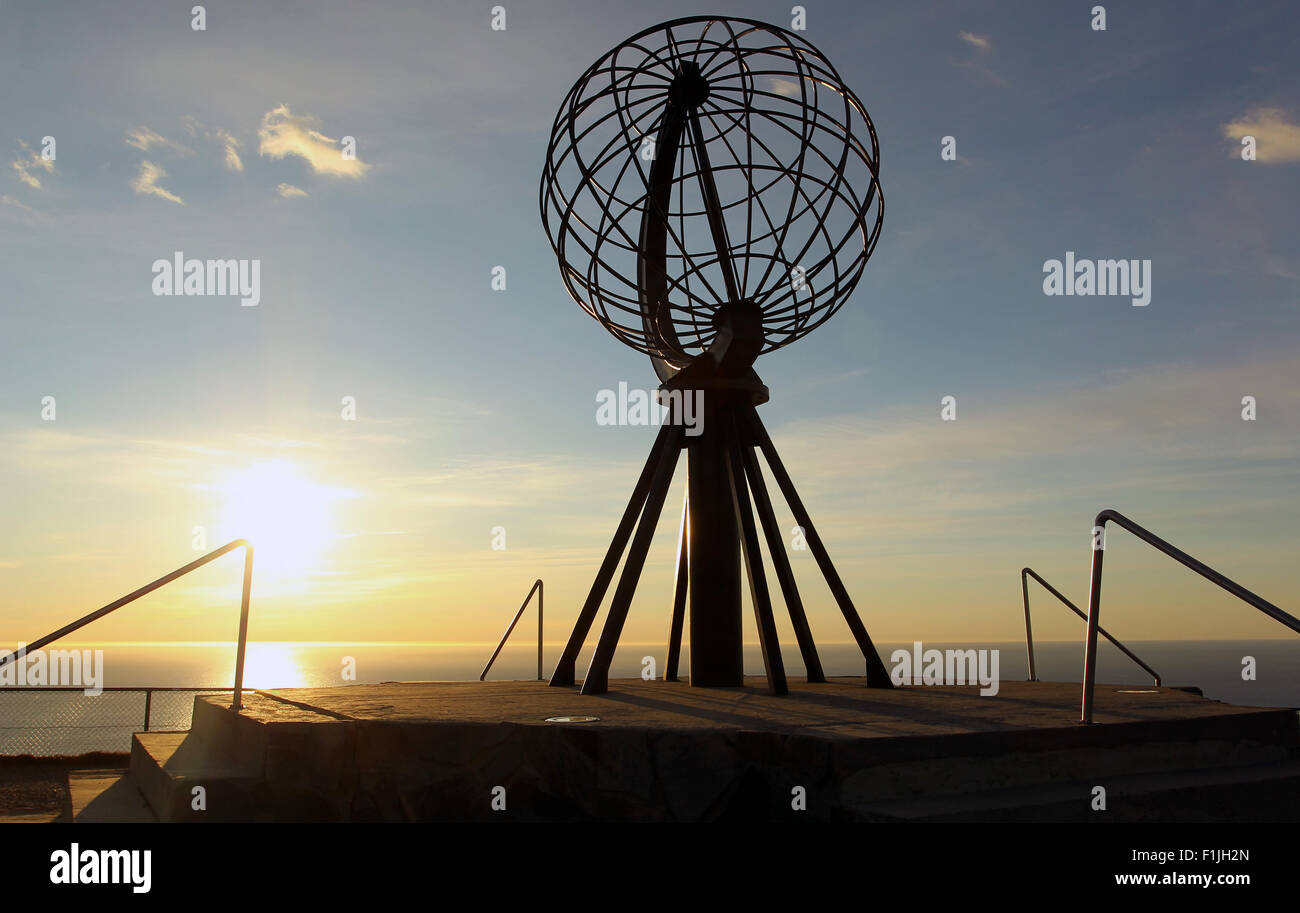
1,640 -> 1296,757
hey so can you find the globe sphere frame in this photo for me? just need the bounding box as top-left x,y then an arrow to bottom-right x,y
539,15 -> 884,381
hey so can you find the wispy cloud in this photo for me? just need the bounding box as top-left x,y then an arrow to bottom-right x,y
954,31 -> 1004,86
769,77 -> 803,98
11,141 -> 54,190
180,117 -> 243,171
124,126 -> 191,155
763,347 -> 1300,547
787,356 -> 1297,469
258,104 -> 368,178
383,457 -> 630,509
276,182 -> 308,199
0,194 -> 33,211
1222,107 -> 1300,163
128,160 -> 184,204
217,129 -> 243,171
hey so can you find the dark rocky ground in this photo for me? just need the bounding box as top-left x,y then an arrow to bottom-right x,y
0,754 -> 127,822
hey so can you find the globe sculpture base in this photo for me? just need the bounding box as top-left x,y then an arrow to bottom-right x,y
548,381 -> 894,695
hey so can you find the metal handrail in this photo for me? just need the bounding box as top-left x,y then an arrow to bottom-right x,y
0,540 -> 255,711
1021,567 -> 1160,685
1081,509 -> 1299,723
480,579 -> 543,681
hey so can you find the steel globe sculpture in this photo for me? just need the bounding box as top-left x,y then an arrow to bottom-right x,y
542,16 -> 892,695
541,16 -> 883,381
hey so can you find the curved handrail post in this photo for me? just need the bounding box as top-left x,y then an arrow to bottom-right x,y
1082,518 -> 1111,723
0,540 -> 255,714
1081,509 -> 1299,723
480,579 -> 545,681
231,544 -> 255,710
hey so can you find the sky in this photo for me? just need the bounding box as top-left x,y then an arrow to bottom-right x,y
1,0 -> 1298,659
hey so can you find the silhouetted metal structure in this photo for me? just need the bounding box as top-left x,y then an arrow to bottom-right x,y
540,17 -> 891,694
1020,566 -> 1160,686
1080,509 -> 1298,723
0,540 -> 255,709
480,579 -> 544,681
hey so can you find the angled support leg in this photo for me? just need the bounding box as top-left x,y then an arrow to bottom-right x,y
665,491 -> 689,682
551,422 -> 678,687
725,411 -> 788,696
737,422 -> 825,683
743,407 -> 894,689
581,425 -> 684,694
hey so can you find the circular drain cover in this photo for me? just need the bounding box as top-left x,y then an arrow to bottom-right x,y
545,715 -> 601,723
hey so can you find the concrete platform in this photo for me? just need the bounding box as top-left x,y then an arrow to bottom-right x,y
113,677 -> 1300,822
251,678 -> 1276,737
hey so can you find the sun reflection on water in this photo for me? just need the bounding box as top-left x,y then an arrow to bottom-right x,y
239,642 -> 312,688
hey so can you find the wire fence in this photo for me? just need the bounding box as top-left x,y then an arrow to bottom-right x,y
0,688 -> 231,757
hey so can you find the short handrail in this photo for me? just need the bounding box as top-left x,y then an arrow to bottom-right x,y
1021,567 -> 1160,685
0,540 -> 255,711
1082,509 -> 1299,723
480,579 -> 544,681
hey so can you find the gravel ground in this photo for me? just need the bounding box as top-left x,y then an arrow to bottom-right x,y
0,754 -> 128,822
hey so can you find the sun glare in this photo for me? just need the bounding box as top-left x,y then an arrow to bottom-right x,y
239,642 -> 311,688
216,459 -> 350,579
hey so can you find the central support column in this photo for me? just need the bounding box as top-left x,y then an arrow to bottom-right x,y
686,400 -> 744,686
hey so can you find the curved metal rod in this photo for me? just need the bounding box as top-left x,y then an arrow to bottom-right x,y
1021,567 -> 1160,685
0,540 -> 255,711
480,579 -> 544,681
1082,509 -> 1299,723
637,84 -> 691,381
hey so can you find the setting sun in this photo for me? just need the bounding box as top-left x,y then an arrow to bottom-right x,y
215,459 -> 352,579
